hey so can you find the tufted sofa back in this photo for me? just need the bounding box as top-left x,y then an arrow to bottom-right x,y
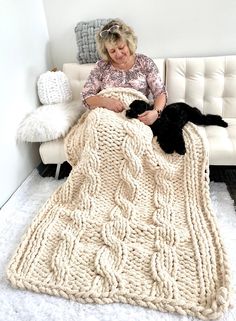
166,56 -> 236,118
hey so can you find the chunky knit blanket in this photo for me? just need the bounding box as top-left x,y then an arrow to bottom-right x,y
7,88 -> 232,320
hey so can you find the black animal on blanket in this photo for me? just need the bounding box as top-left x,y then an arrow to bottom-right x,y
126,100 -> 228,155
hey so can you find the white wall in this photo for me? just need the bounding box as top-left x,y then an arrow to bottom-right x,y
43,0 -> 236,69
0,0 -> 53,207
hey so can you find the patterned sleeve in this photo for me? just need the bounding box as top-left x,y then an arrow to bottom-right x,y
81,61 -> 103,107
144,56 -> 167,100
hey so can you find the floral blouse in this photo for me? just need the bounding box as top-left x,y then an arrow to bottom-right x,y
81,53 -> 167,107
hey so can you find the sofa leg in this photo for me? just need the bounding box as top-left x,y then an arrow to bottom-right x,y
55,164 -> 61,179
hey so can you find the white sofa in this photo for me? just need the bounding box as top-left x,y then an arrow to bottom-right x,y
39,56 -> 236,178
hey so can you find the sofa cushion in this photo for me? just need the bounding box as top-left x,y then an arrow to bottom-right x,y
205,118 -> 236,165
39,138 -> 66,164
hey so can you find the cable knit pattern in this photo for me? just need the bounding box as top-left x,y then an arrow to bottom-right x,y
7,88 -> 232,320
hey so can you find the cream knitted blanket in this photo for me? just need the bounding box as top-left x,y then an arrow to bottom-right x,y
7,88 -> 232,320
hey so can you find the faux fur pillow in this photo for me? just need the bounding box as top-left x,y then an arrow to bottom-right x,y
17,101 -> 86,142
75,19 -> 111,64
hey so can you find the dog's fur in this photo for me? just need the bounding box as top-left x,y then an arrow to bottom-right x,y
126,100 -> 228,155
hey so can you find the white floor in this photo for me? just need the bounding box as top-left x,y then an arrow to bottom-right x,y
0,170 -> 236,321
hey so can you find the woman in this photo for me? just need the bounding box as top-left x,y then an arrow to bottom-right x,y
81,19 -> 167,126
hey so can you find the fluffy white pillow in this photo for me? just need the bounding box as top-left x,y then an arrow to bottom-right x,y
17,100 -> 86,142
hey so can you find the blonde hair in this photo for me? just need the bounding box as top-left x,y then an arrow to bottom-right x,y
96,19 -> 137,61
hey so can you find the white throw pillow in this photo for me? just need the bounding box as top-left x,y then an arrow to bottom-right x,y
37,71 -> 72,105
17,100 -> 86,142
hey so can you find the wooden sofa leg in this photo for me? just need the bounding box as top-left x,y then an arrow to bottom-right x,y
55,164 -> 61,179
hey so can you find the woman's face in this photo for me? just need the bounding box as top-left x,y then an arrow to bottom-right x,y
105,40 -> 131,65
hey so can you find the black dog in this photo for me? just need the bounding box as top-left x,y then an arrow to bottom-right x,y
126,100 -> 228,155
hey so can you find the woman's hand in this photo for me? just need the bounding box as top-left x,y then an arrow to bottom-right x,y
86,96 -> 124,112
138,110 -> 159,125
103,97 -> 124,112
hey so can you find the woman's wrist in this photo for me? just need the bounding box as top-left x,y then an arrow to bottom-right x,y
154,107 -> 162,117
